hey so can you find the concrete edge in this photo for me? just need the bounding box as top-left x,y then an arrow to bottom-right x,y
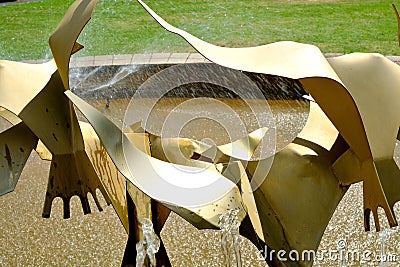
18,52 -> 400,67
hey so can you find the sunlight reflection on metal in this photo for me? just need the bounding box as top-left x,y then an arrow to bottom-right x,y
65,90 -> 247,228
138,1 -> 400,265
0,0 -> 110,219
2,0 -> 400,266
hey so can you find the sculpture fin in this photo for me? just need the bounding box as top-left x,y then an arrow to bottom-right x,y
0,122 -> 38,195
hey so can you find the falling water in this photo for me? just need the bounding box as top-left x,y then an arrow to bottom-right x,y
337,238 -> 347,267
70,65 -> 105,91
136,218 -> 161,267
85,65 -> 138,94
378,230 -> 388,267
218,208 -> 242,267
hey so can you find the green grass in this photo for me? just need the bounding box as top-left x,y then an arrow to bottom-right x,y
0,0 -> 398,60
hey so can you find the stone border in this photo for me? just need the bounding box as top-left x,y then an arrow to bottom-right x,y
18,52 -> 400,67
20,53 -> 210,67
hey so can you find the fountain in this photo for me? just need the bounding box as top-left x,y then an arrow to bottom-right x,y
136,218 -> 161,267
2,0 -> 400,266
219,208 -> 242,267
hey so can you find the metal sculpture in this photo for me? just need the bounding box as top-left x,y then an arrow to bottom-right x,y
65,91 -> 268,266
2,0 -> 400,266
65,90 -> 251,228
1,1 -> 262,262
393,3 -> 400,46
0,0 -> 113,219
138,0 -> 400,265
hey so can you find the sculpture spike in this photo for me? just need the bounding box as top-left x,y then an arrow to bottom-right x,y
49,0 -> 98,89
0,0 -> 110,218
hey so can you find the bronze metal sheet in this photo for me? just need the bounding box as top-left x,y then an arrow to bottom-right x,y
138,0 -> 400,231
200,127 -> 268,163
0,122 -> 38,195
241,102 -> 347,265
49,0 -> 98,89
18,71 -> 83,154
137,0 -> 370,162
79,121 -> 129,231
0,107 -> 21,125
30,122 -> 154,231
146,126 -> 267,168
327,54 -> 400,230
65,91 -> 247,229
0,60 -> 56,116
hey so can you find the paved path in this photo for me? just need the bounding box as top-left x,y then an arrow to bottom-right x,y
20,52 -> 400,67
20,53 -> 210,67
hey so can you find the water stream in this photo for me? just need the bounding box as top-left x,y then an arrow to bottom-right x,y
136,218 -> 160,267
379,229 -> 389,267
219,208 -> 242,267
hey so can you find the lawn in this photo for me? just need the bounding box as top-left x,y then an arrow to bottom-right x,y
0,0 -> 398,60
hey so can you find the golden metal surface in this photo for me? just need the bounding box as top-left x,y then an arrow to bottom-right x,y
125,132 -> 153,232
66,90 -> 247,229
35,122 -> 153,233
49,0 -> 98,89
0,0 -> 110,219
0,60 -> 57,115
139,0 -> 400,231
327,54 -> 400,231
35,140 -> 52,161
143,126 -> 267,169
211,102 -> 347,266
0,107 -> 22,125
138,2 -> 400,265
2,0 -> 400,265
147,134 -> 209,167
200,127 -> 268,163
79,121 -> 129,231
0,122 -> 38,195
